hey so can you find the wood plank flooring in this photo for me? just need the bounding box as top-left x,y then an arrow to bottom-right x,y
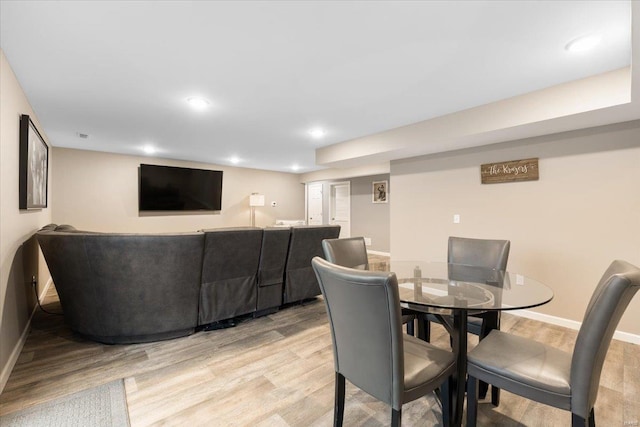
1,266 -> 638,426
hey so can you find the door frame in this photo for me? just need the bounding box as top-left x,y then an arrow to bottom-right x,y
329,181 -> 351,238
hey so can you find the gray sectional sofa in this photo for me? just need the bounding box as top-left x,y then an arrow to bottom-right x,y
36,224 -> 340,344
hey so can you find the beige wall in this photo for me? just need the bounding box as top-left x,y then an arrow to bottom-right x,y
308,174 -> 390,252
350,174 -> 390,252
0,50 -> 53,391
390,120 -> 640,336
52,148 -> 305,232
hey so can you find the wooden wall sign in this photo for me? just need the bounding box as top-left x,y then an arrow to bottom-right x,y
480,158 -> 539,184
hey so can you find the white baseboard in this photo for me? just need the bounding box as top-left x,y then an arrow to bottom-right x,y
509,307 -> 640,345
0,316 -> 31,394
39,276 -> 53,301
368,250 -> 391,256
0,277 -> 53,393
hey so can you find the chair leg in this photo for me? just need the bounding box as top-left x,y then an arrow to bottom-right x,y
406,318 -> 415,336
479,316 -> 500,406
440,377 -> 453,427
423,315 -> 431,342
416,314 -> 431,342
334,372 -> 345,427
477,380 -> 500,404
571,409 -> 595,427
491,384 -> 500,407
466,375 -> 479,427
391,408 -> 402,427
478,381 -> 489,400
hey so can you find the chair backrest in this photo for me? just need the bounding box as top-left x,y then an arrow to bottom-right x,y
448,236 -> 510,270
570,260 -> 640,419
312,257 -> 404,408
322,237 -> 369,270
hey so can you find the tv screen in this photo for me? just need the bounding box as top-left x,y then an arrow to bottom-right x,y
139,164 -> 223,211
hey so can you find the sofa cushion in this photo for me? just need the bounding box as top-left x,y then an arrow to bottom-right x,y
199,227 -> 263,324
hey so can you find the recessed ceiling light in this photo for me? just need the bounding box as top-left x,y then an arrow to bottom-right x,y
186,97 -> 210,110
565,34 -> 602,52
291,164 -> 300,171
229,156 -> 240,165
308,128 -> 326,139
142,145 -> 156,155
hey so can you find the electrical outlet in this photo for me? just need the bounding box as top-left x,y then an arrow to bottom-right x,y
364,237 -> 372,246
453,214 -> 461,224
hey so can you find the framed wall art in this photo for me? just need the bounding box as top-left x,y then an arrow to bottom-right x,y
19,114 -> 48,209
372,180 -> 388,203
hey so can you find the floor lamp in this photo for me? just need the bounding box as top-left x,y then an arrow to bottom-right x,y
249,193 -> 265,227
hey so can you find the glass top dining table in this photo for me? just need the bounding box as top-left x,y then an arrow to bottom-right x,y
389,261 -> 554,313
387,261 -> 554,427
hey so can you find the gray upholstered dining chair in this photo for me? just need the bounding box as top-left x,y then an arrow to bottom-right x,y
425,236 -> 510,405
311,257 -> 456,427
322,237 -> 370,270
466,259 -> 640,427
322,237 -> 419,336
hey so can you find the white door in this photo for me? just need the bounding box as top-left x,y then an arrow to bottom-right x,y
307,182 -> 323,225
330,182 -> 350,238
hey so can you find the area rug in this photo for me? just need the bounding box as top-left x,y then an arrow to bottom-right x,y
0,379 -> 130,427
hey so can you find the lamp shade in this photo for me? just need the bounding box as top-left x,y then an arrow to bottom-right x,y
249,194 -> 265,207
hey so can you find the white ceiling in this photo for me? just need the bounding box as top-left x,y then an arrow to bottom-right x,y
0,1 -> 632,173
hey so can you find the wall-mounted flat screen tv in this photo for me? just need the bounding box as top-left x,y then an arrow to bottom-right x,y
139,164 -> 223,211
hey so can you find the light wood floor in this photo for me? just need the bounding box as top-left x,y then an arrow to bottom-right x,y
1,272 -> 638,426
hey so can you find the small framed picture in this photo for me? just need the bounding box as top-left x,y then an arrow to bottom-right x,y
372,180 -> 388,203
19,115 -> 49,209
